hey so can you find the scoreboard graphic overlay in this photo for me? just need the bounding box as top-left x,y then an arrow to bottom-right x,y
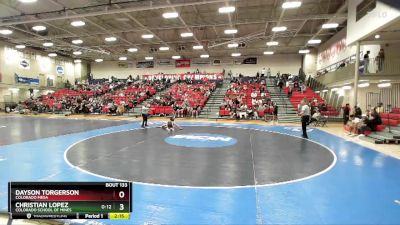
8,182 -> 132,220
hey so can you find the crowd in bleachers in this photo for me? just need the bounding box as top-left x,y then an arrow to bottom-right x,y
219,77 -> 277,120
148,80 -> 216,118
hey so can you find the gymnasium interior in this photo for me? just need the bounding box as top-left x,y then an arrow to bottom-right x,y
0,0 -> 399,225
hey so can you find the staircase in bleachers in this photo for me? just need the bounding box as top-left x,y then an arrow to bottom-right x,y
130,87 -> 172,117
266,77 -> 299,123
198,79 -> 230,119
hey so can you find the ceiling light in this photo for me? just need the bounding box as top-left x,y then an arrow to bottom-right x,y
231,53 -> 241,57
43,42 -> 54,47
74,59 -> 82,63
299,49 -> 310,54
218,6 -> 235,14
32,25 -> 46,31
159,46 -> 170,51
342,85 -> 352,90
8,88 -> 20,92
145,56 -> 154,60
224,29 -> 238,34
322,23 -> 339,29
172,56 -> 181,59
264,51 -> 274,55
375,34 -> 380,39
308,39 -> 322,44
119,56 -> 127,61
379,80 -> 391,82
0,29 -> 13,35
18,0 -> 37,3
200,54 -> 209,58
266,41 -> 279,46
315,91 -> 320,94
72,39 -> 83,44
272,26 -> 287,32
128,48 -> 138,52
48,53 -> 57,57
378,82 -> 391,88
193,45 -> 204,50
162,12 -> 179,19
358,83 -> 370,88
73,51 -> 82,55
105,37 -> 117,42
70,20 -> 86,27
322,89 -> 329,92
331,87 -> 339,92
227,43 -> 239,48
15,45 -> 26,49
95,59 -> 103,63
141,34 -> 154,39
180,32 -> 193,37
282,1 -> 302,9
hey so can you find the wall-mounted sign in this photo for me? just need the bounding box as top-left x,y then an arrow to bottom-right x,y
158,59 -> 173,66
242,57 -> 257,64
137,61 -> 154,68
15,73 -> 39,85
175,59 -> 191,68
56,65 -> 65,75
19,59 -> 30,70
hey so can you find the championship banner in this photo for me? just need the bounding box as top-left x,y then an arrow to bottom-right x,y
175,59 -> 190,68
242,57 -> 257,64
136,61 -> 154,68
143,73 -> 224,81
19,59 -> 30,70
158,59 -> 173,66
192,59 -> 210,66
213,59 -> 233,65
15,73 -> 39,85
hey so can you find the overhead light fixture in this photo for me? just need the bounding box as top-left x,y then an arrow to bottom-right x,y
299,49 -> 310,54
32,25 -> 46,31
378,82 -> 391,88
74,59 -> 82,63
200,54 -> 209,58
128,48 -> 138,52
18,0 -> 37,3
379,79 -> 391,82
8,88 -> 20,92
95,59 -> 103,63
331,87 -> 339,92
73,51 -> 82,55
315,91 -> 320,94
272,26 -> 287,32
105,37 -> 117,42
218,6 -> 235,14
162,12 -> 179,19
15,45 -> 26,49
180,32 -> 194,37
231,53 -> 241,57
43,42 -> 54,47
308,39 -> 322,44
193,45 -> 204,50
141,34 -> 154,39
159,46 -> 170,51
70,20 -> 86,27
227,43 -> 239,48
72,39 -> 83,44
358,83 -> 370,88
322,89 -> 329,92
266,41 -> 279,46
375,34 -> 381,39
48,53 -> 57,57
342,85 -> 352,90
264,51 -> 274,55
119,56 -> 127,61
322,23 -> 339,29
172,56 -> 181,59
224,29 -> 238,34
145,56 -> 154,60
0,29 -> 13,35
282,1 -> 302,9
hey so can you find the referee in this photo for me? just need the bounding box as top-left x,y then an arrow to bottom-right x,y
141,102 -> 150,128
299,99 -> 311,139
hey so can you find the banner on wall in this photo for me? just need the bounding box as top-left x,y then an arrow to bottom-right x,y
19,59 -> 30,70
213,59 -> 233,65
192,59 -> 210,66
15,73 -> 39,85
137,61 -> 154,68
56,65 -> 65,76
242,57 -> 257,64
175,59 -> 191,68
158,59 -> 173,66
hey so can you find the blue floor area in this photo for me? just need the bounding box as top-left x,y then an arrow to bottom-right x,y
1,121 -> 399,224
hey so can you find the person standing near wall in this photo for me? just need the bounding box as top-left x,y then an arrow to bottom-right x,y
299,99 -> 311,139
363,51 -> 370,73
376,49 -> 385,72
342,103 -> 351,126
141,102 -> 150,128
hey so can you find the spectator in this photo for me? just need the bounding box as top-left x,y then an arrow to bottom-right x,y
342,103 -> 351,125
354,105 -> 362,118
363,51 -> 370,73
376,49 -> 385,72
